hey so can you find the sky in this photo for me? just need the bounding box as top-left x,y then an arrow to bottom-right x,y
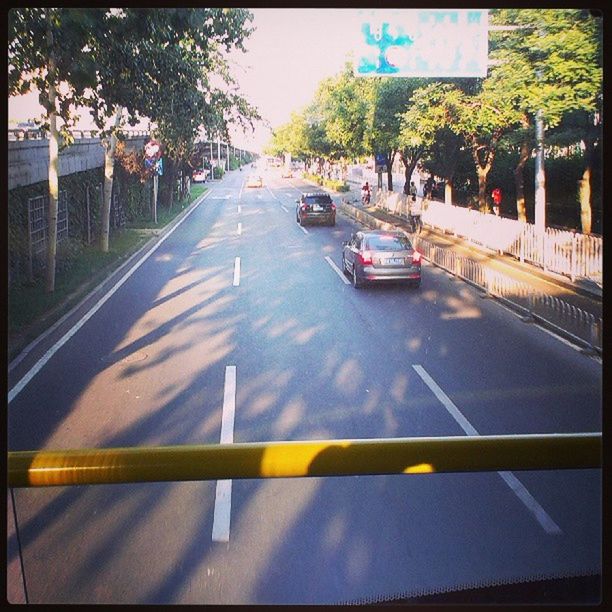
8,8 -> 490,153
8,9 -> 364,154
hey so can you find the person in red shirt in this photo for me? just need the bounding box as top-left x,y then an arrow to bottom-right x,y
492,187 -> 502,215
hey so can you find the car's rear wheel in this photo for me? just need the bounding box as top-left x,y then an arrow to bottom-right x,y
410,279 -> 421,289
352,267 -> 363,289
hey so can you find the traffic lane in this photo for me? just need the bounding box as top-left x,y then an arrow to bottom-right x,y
194,193 -> 600,603
259,180 -> 601,437
8,189 -> 245,452
217,473 -> 600,604
9,177 -> 600,603
295,203 -> 602,435
8,185 -> 252,603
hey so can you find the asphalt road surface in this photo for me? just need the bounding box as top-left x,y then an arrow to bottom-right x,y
7,169 -> 602,604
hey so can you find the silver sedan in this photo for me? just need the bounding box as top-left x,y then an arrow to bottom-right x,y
342,229 -> 422,288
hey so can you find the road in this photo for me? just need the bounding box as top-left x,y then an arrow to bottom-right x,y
7,169 -> 602,604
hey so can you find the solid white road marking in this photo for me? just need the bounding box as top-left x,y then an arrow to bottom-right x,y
412,364 -> 562,535
325,256 -> 350,285
212,365 -> 237,542
233,257 -> 241,286
8,190 -> 212,403
281,205 -> 288,213
299,225 -> 309,235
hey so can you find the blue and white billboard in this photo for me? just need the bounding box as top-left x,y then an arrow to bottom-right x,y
354,9 -> 488,78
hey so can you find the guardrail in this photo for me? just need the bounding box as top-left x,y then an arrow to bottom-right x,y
422,200 -> 602,284
8,128 -> 150,141
369,193 -> 602,285
340,202 -> 602,354
414,237 -> 602,354
7,433 -> 602,488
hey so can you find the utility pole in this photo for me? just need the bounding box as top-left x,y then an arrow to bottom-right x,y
534,104 -> 546,233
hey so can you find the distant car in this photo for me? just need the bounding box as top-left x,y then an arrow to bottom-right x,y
192,169 -> 208,183
246,174 -> 263,188
296,192 -> 336,226
341,229 -> 422,289
281,168 -> 293,178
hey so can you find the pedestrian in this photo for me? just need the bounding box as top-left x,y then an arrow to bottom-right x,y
361,181 -> 371,205
492,187 -> 502,216
424,176 -> 434,200
409,192 -> 422,233
409,181 -> 417,201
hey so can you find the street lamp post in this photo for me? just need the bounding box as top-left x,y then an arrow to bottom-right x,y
534,103 -> 546,233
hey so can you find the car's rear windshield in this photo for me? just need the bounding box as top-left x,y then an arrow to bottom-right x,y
365,234 -> 412,251
304,195 -> 331,204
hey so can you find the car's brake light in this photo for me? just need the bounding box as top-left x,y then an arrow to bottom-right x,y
301,204 -> 308,211
359,250 -> 373,265
412,251 -> 422,264
331,203 -> 336,210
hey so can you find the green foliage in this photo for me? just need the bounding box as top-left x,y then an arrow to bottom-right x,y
303,172 -> 348,192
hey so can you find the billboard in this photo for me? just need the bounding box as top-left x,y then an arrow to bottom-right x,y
354,9 -> 488,78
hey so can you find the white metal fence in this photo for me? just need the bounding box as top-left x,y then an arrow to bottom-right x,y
413,236 -> 602,354
418,200 -> 602,284
372,193 -> 602,285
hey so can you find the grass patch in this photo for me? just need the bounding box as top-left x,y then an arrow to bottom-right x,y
8,230 -> 147,360
8,184 -> 208,361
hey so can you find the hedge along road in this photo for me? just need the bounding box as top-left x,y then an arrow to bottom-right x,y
7,168 -> 601,604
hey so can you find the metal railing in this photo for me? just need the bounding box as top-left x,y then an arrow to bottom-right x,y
414,237 -> 602,353
420,201 -> 602,284
8,128 -> 150,141
7,433 -> 602,488
369,194 -> 602,284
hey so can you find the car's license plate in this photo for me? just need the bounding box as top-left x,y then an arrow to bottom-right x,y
385,258 -> 404,265
313,204 -> 323,211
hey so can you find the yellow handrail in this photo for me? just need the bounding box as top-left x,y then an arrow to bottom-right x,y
8,433 -> 601,488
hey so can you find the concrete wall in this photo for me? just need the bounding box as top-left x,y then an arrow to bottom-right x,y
8,136 -> 147,191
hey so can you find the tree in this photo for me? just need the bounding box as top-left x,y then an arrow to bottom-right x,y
366,77 -> 425,192
398,82 -> 458,202
319,64 -> 370,162
84,8 -> 258,250
488,8 -> 602,228
414,79 -> 521,211
9,8 -> 106,291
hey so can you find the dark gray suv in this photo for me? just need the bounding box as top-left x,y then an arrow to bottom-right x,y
296,193 -> 336,226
